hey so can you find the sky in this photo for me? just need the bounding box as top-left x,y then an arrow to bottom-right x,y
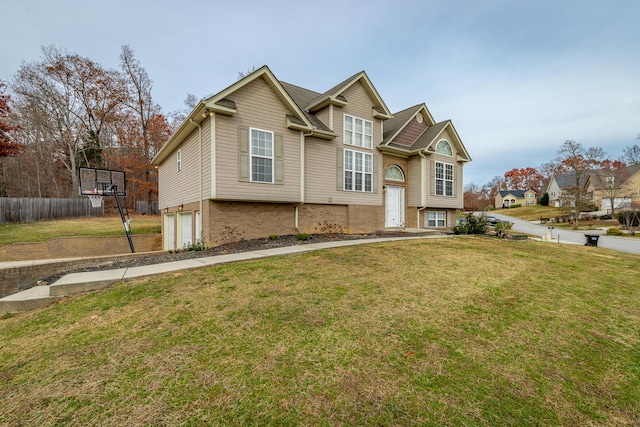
2,0 -> 639,186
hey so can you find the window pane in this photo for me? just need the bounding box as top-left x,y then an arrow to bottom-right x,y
436,179 -> 443,195
445,164 -> 453,180
345,171 -> 353,190
344,150 -> 353,170
446,181 -> 453,196
364,135 -> 372,149
365,174 -> 372,192
355,152 -> 363,172
252,157 -> 272,182
355,172 -> 362,191
364,121 -> 372,135
345,116 -> 353,131
355,118 -> 363,134
364,154 -> 372,173
435,162 -> 444,179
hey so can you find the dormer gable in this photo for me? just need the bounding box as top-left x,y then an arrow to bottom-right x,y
306,71 -> 393,120
379,104 -> 471,163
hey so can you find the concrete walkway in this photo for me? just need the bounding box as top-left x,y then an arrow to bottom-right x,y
0,234 -> 451,315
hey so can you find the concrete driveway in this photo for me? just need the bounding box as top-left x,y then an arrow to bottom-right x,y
489,213 -> 640,255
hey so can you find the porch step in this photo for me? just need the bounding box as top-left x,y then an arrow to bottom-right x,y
376,228 -> 444,236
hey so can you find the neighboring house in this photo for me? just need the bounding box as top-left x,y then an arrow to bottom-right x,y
546,173 -> 588,207
151,66 -> 471,250
584,164 -> 640,212
495,190 -> 536,209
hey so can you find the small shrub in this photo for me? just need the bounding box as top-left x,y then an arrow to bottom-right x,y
452,214 -> 488,235
607,227 -> 623,236
296,233 -> 312,241
268,234 -> 279,241
494,221 -> 512,239
507,203 -> 521,209
187,239 -> 206,251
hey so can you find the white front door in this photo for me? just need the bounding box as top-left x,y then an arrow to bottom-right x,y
385,186 -> 404,227
179,212 -> 193,248
164,214 -> 175,251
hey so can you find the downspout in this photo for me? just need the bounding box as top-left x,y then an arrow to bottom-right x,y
189,118 -> 203,239
295,129 -> 313,233
417,149 -> 428,228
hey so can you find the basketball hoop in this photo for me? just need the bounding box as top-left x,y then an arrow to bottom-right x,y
87,194 -> 103,208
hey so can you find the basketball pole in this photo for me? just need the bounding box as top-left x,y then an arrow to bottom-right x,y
109,185 -> 135,253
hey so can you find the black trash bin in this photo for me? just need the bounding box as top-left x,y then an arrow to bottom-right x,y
585,234 -> 599,246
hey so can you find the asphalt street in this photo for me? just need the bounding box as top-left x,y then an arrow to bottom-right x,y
489,213 -> 640,255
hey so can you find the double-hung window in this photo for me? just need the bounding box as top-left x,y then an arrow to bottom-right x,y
250,128 -> 273,183
344,115 -> 372,149
435,161 -> 454,196
427,211 -> 446,227
344,149 -> 372,192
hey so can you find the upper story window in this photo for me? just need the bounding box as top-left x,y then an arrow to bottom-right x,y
344,149 -> 372,192
344,115 -> 372,149
177,149 -> 182,171
435,139 -> 453,156
385,165 -> 405,182
250,128 -> 273,183
435,161 -> 454,196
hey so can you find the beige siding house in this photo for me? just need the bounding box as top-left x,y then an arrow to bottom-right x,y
152,66 -> 472,249
495,190 -> 536,208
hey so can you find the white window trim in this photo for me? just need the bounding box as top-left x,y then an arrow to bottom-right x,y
250,127 -> 274,184
435,161 -> 454,197
177,149 -> 182,172
385,165 -> 405,182
435,139 -> 453,157
344,148 -> 373,192
344,114 -> 373,149
426,211 -> 446,228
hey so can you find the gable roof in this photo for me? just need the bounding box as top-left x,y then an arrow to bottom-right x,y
382,104 -> 436,144
498,190 -> 533,198
587,164 -> 640,189
552,172 -> 588,189
305,71 -> 393,119
153,66 -> 335,164
379,104 -> 471,162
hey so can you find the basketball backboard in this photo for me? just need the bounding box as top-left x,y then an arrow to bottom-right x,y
79,167 -> 126,196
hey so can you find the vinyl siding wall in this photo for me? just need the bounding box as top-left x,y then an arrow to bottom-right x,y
158,125 -> 203,209
305,81 -> 382,206
407,156 -> 422,207
214,76 -> 301,202
424,130 -> 464,210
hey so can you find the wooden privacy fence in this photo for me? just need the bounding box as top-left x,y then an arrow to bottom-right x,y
0,197 -> 104,224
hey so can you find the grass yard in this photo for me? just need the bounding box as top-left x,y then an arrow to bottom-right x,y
0,214 -> 161,246
1,237 -> 639,426
493,205 -> 572,221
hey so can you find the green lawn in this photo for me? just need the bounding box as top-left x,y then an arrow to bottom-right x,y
0,215 -> 161,246
1,237 -> 639,426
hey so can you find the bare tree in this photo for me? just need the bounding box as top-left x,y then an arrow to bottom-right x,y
11,46 -> 123,196
556,140 -> 604,225
622,142 -> 640,165
237,66 -> 257,80
118,45 -> 163,205
595,160 -> 631,219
